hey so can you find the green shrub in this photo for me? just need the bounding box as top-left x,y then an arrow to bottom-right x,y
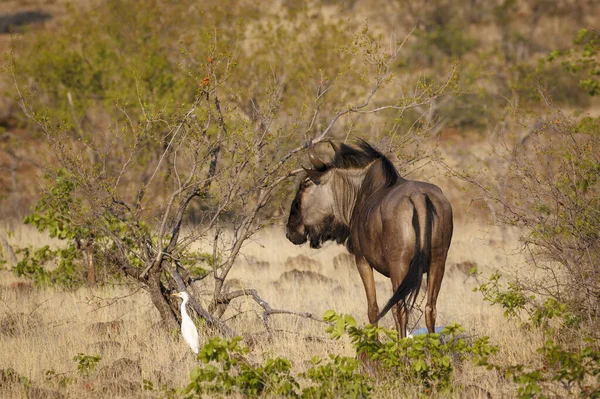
177,311 -> 496,398
183,336 -> 300,397
549,29 -> 600,97
323,311 -> 496,395
15,244 -> 83,288
73,353 -> 102,377
473,271 -> 600,397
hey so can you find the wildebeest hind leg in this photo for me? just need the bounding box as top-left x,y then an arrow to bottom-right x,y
389,247 -> 414,338
355,256 -> 379,325
392,300 -> 408,338
425,254 -> 446,334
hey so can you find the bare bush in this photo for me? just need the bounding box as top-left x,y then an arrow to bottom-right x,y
448,106 -> 600,334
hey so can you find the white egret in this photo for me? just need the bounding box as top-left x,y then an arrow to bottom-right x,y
171,291 -> 200,354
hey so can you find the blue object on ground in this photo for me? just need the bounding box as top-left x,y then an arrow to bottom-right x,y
409,326 -> 445,336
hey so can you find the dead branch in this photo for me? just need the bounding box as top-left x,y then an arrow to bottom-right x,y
213,288 -> 326,328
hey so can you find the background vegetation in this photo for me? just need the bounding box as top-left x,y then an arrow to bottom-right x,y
0,0 -> 599,397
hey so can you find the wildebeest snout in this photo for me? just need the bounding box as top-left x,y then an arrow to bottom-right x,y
286,228 -> 307,245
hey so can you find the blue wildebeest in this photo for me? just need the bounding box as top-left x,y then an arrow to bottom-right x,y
286,140 -> 453,338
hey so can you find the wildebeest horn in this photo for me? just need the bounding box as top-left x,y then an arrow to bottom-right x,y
327,140 -> 339,153
307,139 -> 326,170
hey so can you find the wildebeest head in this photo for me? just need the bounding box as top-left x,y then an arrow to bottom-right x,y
286,143 -> 331,247
286,141 -> 350,249
286,139 -> 399,249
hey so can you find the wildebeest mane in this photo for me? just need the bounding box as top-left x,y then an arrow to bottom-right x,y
306,215 -> 350,249
331,139 -> 399,188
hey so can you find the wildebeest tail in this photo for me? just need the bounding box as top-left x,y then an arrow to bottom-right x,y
374,193 -> 432,323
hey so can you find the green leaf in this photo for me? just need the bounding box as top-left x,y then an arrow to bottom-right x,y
190,366 -> 201,381
344,314 -> 356,327
323,309 -> 336,320
335,316 -> 345,336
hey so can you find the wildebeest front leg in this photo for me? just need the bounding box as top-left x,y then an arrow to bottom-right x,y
355,255 -> 379,325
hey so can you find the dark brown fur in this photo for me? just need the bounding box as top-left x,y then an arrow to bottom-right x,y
286,140 -> 453,337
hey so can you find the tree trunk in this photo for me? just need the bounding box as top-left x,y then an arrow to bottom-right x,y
147,265 -> 179,331
85,246 -> 95,286
75,237 -> 95,286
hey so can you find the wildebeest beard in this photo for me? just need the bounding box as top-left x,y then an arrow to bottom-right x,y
305,215 -> 350,249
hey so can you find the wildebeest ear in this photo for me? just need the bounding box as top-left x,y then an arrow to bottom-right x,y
303,167 -> 325,184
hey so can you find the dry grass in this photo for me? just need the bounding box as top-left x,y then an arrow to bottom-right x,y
0,219 -> 544,398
